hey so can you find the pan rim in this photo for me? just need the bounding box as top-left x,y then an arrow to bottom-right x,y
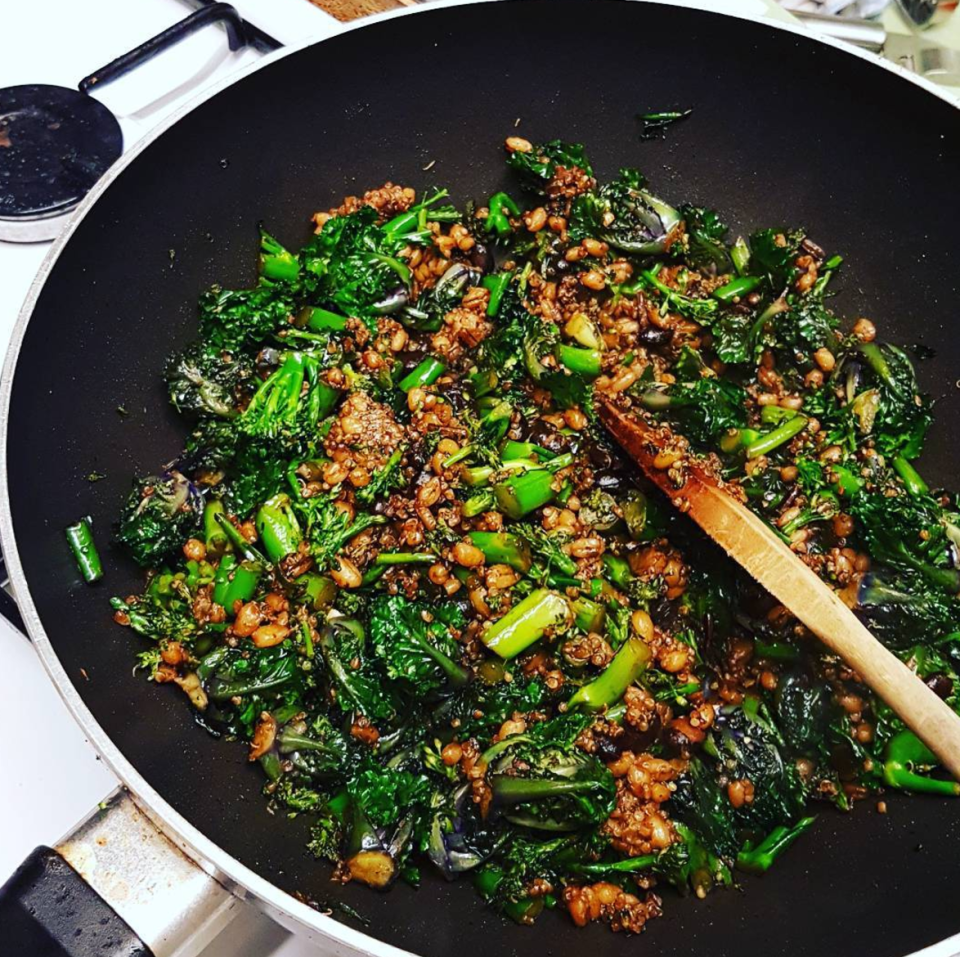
3,1 -> 960,954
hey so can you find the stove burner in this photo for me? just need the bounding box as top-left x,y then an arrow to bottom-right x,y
0,4 -> 278,242
0,85 -> 123,224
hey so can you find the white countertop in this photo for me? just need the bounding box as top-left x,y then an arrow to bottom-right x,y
1,1 -> 958,955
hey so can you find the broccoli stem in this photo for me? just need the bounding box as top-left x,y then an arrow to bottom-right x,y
731,237 -> 751,276
754,640 -> 800,661
858,341 -> 893,388
482,273 -> 512,317
374,552 -> 436,565
759,404 -> 799,425
481,588 -> 571,658
744,415 -> 807,459
278,728 -> 346,756
304,306 -> 348,332
736,817 -> 817,873
381,188 -> 456,237
830,463 -> 863,497
570,853 -> 658,876
494,469 -> 557,519
883,730 -> 960,795
892,454 -> 929,496
466,532 -> 533,573
485,192 -> 521,238
474,867 -> 545,925
256,494 -> 302,563
65,518 -> 102,584
601,553 -> 633,589
299,618 -> 315,658
298,572 -> 338,610
203,500 -> 229,558
398,357 -> 446,392
572,595 -> 606,633
215,513 -> 266,564
500,440 -> 555,462
212,555 -> 262,612
712,275 -> 762,302
491,775 -> 601,804
568,637 -> 651,711
720,427 -> 761,455
259,230 -> 300,283
557,344 -> 602,379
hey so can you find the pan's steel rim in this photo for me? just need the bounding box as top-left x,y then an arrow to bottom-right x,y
2,1 -> 960,955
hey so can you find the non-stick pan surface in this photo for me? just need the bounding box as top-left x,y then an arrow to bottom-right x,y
7,2 -> 960,954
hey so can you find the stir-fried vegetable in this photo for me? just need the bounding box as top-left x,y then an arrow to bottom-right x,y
108,134 -> 960,937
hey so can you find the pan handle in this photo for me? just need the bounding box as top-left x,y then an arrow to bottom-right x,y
0,552 -> 26,635
0,789 -> 238,957
77,2 -> 278,96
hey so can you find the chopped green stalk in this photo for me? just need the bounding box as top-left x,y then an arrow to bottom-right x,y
883,730 -> 960,796
65,518 -> 102,584
203,500 -> 229,558
755,640 -> 800,661
568,637 -> 651,711
481,588 -> 571,658
486,192 -> 521,238
374,552 -> 436,565
830,463 -> 863,497
463,465 -> 495,487
494,469 -> 556,519
720,427 -> 761,454
398,357 -> 446,392
500,440 -> 555,462
256,494 -> 302,563
304,306 -> 348,332
760,405 -> 798,425
462,490 -> 495,517
712,275 -> 762,302
557,344 -> 602,379
892,454 -> 928,496
259,751 -> 283,783
212,555 -> 262,612
475,867 -> 544,925
601,553 -> 633,589
572,596 -> 606,633
382,187 -> 458,238
736,817 -> 816,873
259,230 -> 300,283
571,853 -> 658,877
300,618 -> 314,658
731,236 -> 751,275
858,341 -> 893,386
298,572 -> 337,609
471,367 -> 499,399
823,254 -> 843,270
442,445 -> 475,468
482,273 -> 512,316
215,513 -> 266,564
467,532 -> 532,573
745,415 -> 807,460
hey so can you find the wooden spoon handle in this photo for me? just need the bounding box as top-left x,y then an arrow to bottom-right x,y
599,399 -> 960,781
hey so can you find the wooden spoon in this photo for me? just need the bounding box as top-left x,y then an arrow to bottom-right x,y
599,397 -> 960,781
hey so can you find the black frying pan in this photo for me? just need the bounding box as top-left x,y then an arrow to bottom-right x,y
4,2 -> 960,955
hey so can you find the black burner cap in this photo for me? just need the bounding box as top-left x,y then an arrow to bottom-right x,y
0,84 -> 123,219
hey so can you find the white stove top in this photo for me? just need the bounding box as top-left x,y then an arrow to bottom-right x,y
2,1 -> 958,955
